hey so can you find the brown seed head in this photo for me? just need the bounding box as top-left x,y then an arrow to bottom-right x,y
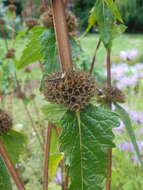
8,4 -> 17,12
16,91 -> 26,99
37,4 -> 48,14
25,18 -> 39,29
96,86 -> 126,103
9,0 -> 16,3
43,70 -> 97,111
41,8 -> 78,31
0,18 -> 5,25
0,109 -> 12,134
5,48 -> 15,59
24,67 -> 31,73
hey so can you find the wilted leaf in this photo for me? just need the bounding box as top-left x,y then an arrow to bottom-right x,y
0,130 -> 27,164
115,103 -> 143,165
60,105 -> 119,190
0,157 -> 12,190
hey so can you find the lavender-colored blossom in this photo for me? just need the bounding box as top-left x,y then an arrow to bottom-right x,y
119,49 -> 138,60
129,110 -> 143,124
118,141 -> 143,152
116,75 -> 138,89
136,128 -> 143,135
55,170 -> 62,185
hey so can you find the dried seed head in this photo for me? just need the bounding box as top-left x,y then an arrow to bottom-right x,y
8,4 -> 17,12
5,48 -> 15,59
42,70 -> 97,111
37,4 -> 48,14
16,91 -> 26,99
25,18 -> 39,29
9,0 -> 16,3
96,86 -> 126,103
0,109 -> 12,134
41,8 -> 78,31
29,93 -> 36,99
0,18 -> 5,25
24,67 -> 31,73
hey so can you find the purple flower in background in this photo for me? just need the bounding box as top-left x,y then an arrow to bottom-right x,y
116,75 -> 138,89
128,49 -> 138,60
118,141 -> 143,152
55,170 -> 62,185
136,128 -> 143,135
119,49 -> 138,61
129,110 -> 143,124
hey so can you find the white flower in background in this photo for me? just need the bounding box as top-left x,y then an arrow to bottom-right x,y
120,51 -> 128,60
32,131 -> 36,136
15,123 -> 24,131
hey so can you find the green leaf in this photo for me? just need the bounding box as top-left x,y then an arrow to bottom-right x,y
49,153 -> 63,179
104,0 -> 123,23
60,105 -> 119,190
0,157 -> 12,190
115,103 -> 143,165
17,26 -> 45,69
111,24 -> 127,39
40,29 -> 60,74
0,130 -> 27,164
42,104 -> 67,126
49,128 -> 63,179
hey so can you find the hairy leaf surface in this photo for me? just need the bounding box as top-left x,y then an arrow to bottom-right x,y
0,130 -> 27,164
60,105 -> 119,190
0,157 -> 12,190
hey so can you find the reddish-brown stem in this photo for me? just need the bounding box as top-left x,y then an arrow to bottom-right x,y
1,25 -> 9,51
43,123 -> 53,190
64,165 -> 69,190
89,39 -> 101,74
0,138 -> 25,190
52,0 -> 73,71
106,47 -> 112,190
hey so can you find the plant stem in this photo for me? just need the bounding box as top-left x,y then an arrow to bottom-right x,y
89,39 -> 101,74
1,25 -> 9,51
43,123 -> 53,190
106,47 -> 112,190
63,165 -> 69,190
14,73 -> 43,149
0,138 -> 25,190
51,0 -> 73,71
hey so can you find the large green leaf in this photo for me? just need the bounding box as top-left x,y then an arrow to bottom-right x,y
42,104 -> 67,126
0,157 -> 12,190
115,103 -> 143,165
17,26 -> 45,69
88,0 -> 126,48
0,130 -> 27,164
40,29 -> 60,74
60,105 -> 119,190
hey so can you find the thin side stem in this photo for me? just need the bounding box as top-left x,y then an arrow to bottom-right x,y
1,25 -> 9,51
14,73 -> 43,149
0,138 -> 25,190
106,47 -> 112,190
64,165 -> 69,190
43,123 -> 53,190
89,39 -> 101,74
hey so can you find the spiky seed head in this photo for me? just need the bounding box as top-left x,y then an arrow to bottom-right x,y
8,4 -> 17,12
0,109 -> 12,134
24,67 -> 31,73
41,8 -> 78,31
43,70 -> 97,111
37,4 -> 48,14
25,18 -> 39,29
96,86 -> 126,103
5,48 -> 15,59
16,91 -> 26,99
41,8 -> 53,27
0,18 -> 5,25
